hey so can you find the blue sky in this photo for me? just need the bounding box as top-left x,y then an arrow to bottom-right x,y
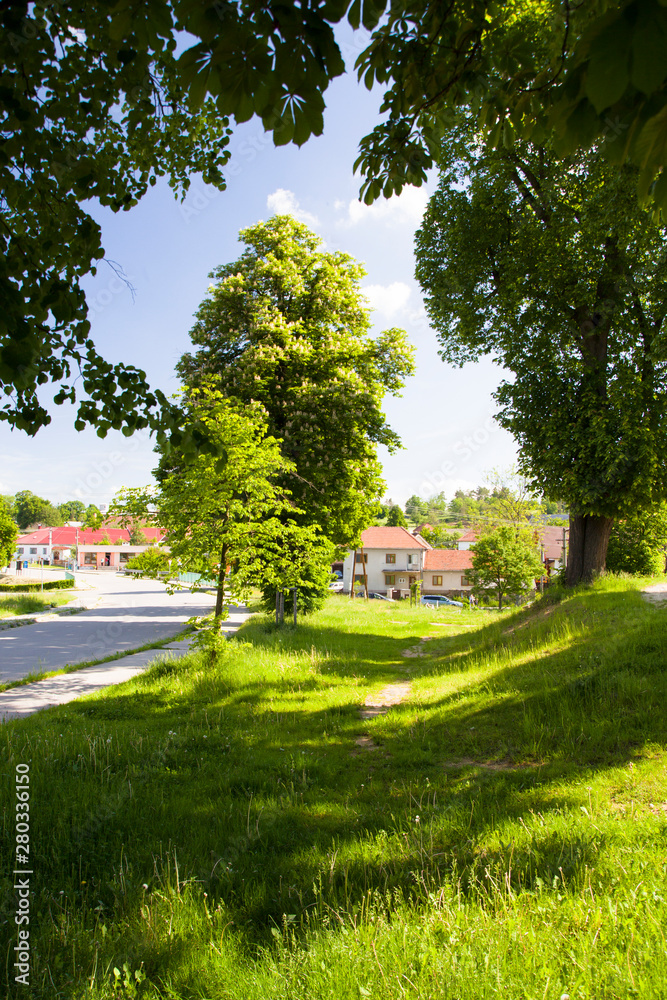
0,38 -> 518,509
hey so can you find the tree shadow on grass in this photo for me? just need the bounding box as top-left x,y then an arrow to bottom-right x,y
1,582 -> 664,995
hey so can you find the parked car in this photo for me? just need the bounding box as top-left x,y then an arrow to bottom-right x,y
420,594 -> 463,608
354,590 -> 394,600
329,580 -> 344,592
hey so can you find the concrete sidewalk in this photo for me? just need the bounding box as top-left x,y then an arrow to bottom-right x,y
0,609 -> 252,721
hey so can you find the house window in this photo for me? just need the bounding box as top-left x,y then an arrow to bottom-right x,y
42,547 -> 48,554
354,574 -> 365,585
432,575 -> 443,586
461,576 -> 471,586
407,554 -> 417,566
384,574 -> 396,585
84,552 -> 96,565
355,553 -> 368,563
17,547 -> 24,554
385,553 -> 396,564
29,547 -> 37,555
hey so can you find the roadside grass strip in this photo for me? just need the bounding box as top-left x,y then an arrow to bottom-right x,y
1,577 -> 667,997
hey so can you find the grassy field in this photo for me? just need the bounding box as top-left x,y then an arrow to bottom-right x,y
1,577 -> 666,998
0,591 -> 77,619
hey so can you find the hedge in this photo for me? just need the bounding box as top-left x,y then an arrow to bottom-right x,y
0,579 -> 74,593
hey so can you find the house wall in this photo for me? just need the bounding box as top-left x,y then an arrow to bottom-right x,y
76,545 -> 155,570
342,547 -> 424,595
422,570 -> 472,595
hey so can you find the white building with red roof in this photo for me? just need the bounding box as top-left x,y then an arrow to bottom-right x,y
342,526 -> 431,598
13,524 -> 165,573
423,549 -> 474,594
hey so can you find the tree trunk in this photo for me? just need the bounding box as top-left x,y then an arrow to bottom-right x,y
565,514 -> 614,585
214,543 -> 228,622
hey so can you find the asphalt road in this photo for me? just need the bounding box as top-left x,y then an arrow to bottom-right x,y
0,572 -> 221,682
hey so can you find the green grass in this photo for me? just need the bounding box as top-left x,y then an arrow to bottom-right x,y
1,578 -> 667,998
0,590 -> 77,618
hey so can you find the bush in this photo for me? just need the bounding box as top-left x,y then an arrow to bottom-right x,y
0,579 -> 73,592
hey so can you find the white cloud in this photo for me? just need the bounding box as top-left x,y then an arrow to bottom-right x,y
266,189 -> 319,228
339,186 -> 429,228
363,282 -> 411,319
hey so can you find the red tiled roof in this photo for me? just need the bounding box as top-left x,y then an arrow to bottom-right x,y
424,549 -> 473,571
359,526 -> 430,550
17,524 -> 165,546
458,530 -> 478,542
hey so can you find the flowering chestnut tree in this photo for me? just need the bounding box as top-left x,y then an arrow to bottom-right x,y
177,215 -> 416,549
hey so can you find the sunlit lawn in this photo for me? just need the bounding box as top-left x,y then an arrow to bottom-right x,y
1,578 -> 666,998
0,590 -> 77,618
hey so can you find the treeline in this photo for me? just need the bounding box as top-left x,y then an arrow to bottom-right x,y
0,492 -> 103,532
379,483 -> 567,538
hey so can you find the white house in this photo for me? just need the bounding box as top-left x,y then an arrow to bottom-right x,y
422,549 -> 474,594
342,526 -> 431,598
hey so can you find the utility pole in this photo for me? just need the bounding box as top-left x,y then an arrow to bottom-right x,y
361,545 -> 369,599
350,549 -> 357,599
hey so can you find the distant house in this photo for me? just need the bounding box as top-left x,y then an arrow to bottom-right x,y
342,526 -> 431,598
12,523 -> 165,572
422,549 -> 474,595
457,525 -> 566,573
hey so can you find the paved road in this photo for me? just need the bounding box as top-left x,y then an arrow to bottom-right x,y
0,605 -> 253,721
0,572 -> 222,682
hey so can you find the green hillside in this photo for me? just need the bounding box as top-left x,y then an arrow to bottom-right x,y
1,577 -> 666,998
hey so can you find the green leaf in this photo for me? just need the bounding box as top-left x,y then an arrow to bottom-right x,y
634,103 -> 667,170
585,18 -> 631,113
630,6 -> 667,95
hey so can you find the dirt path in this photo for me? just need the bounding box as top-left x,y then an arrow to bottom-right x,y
354,681 -> 412,751
641,583 -> 667,605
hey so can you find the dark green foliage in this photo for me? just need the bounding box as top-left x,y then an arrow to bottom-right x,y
606,505 -> 667,575
385,505 -> 408,527
12,490 -> 62,530
0,579 -> 73,592
0,497 -> 17,567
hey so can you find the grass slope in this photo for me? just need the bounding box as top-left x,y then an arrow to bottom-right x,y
1,577 -> 666,999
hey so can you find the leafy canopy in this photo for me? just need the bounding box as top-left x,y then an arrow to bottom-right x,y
6,1 -> 667,436
177,215 -> 415,548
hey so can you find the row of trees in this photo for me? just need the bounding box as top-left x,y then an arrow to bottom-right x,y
1,493 -> 104,532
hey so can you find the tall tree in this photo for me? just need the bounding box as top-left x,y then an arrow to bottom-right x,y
386,505 -> 408,527
177,215 -> 415,548
13,490 -> 62,530
415,124 -> 667,584
58,500 -> 86,522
